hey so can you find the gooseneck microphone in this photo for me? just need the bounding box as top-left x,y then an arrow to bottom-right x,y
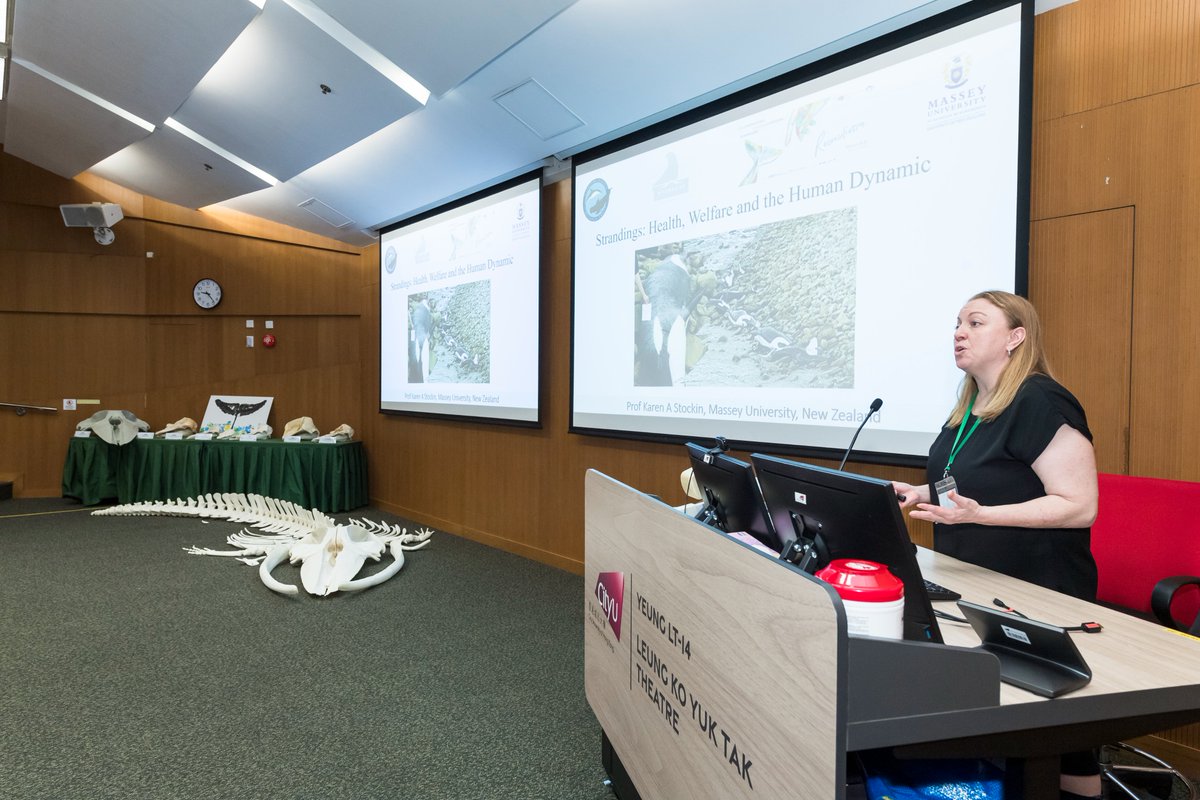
838,398 -> 883,471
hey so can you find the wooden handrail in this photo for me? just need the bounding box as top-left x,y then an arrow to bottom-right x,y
0,401 -> 59,415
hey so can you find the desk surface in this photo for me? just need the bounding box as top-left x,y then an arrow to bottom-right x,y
62,436 -> 368,513
846,547 -> 1200,757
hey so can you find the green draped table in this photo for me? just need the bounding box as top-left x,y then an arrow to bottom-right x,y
61,436 -> 368,513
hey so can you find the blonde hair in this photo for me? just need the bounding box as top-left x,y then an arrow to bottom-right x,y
947,290 -> 1054,425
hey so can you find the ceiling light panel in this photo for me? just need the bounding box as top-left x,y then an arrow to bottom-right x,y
171,0 -> 421,183
309,0 -> 576,97
494,79 -> 583,140
89,125 -> 272,210
297,196 -> 355,228
10,0 -> 257,124
164,117 -> 279,185
13,58 -> 154,131
2,62 -> 153,178
462,0 -> 974,161
290,93 -> 539,231
278,0 -> 428,104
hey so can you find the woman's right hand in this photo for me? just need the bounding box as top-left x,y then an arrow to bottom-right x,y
891,481 -> 928,509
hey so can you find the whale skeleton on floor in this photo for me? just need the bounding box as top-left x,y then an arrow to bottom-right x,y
93,493 -> 433,596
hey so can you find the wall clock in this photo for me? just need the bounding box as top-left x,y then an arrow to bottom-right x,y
193,278 -> 223,309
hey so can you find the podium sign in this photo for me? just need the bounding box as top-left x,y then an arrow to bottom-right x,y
584,470 -> 846,799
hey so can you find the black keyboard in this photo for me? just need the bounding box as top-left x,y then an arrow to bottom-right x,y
924,578 -> 962,602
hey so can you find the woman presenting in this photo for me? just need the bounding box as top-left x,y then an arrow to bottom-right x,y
892,290 -> 1101,799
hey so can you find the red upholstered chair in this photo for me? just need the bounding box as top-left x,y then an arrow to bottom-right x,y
1091,473 -> 1200,800
1092,473 -> 1200,616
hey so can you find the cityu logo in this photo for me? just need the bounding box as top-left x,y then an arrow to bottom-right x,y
594,572 -> 624,641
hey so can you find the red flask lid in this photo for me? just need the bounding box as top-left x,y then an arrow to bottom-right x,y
815,559 -> 904,601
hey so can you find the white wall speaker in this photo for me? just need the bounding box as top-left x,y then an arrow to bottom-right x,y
60,202 -> 124,228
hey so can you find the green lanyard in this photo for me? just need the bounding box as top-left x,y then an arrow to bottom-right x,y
943,393 -> 982,478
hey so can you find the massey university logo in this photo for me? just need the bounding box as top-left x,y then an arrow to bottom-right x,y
384,245 -> 397,274
582,178 -> 611,221
929,53 -> 985,128
594,571 -> 624,640
943,55 -> 971,89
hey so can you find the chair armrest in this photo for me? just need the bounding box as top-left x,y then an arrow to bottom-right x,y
1150,575 -> 1200,633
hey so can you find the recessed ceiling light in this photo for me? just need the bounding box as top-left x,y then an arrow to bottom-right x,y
12,57 -> 154,132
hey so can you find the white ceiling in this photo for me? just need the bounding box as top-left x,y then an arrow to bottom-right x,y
0,0 -> 1062,247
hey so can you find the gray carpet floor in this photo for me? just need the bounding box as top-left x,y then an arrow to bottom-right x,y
0,498 -> 611,800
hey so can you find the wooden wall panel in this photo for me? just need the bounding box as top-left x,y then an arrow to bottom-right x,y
1,310 -> 362,492
0,150 -> 366,496
1035,86 -> 1200,479
142,365 -> 363,438
0,312 -> 149,495
143,315 -> 361,433
1123,92 -> 1200,480
1033,0 -> 1200,121
1029,208 -> 1134,474
0,248 -> 148,316
1031,0 -> 1200,761
144,223 -> 360,317
137,196 -> 360,254
146,320 -> 214,390
0,203 -> 148,316
0,200 -> 142,259
0,313 -> 149,407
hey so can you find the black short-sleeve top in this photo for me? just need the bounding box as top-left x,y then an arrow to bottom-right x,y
925,373 -> 1098,601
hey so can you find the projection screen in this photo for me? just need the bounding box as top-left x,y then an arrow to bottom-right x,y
571,0 -> 1031,462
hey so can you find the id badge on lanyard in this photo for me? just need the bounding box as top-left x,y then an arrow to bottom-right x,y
939,394 -> 980,509
934,475 -> 958,508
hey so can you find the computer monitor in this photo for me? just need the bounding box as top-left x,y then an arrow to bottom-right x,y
685,443 -> 781,552
750,453 -> 942,644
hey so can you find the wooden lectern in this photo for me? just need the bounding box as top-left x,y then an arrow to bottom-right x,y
584,470 -> 1200,800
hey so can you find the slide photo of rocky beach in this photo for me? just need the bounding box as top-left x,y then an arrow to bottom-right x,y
633,207 -> 857,388
407,280 -> 491,384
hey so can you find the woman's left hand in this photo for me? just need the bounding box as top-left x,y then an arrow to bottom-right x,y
908,491 -> 983,525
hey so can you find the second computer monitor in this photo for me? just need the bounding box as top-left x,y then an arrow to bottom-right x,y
685,443 -> 781,552
751,453 -> 942,644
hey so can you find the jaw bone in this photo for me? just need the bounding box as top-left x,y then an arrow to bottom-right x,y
252,523 -> 430,596
244,521 -> 431,596
293,525 -> 383,596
